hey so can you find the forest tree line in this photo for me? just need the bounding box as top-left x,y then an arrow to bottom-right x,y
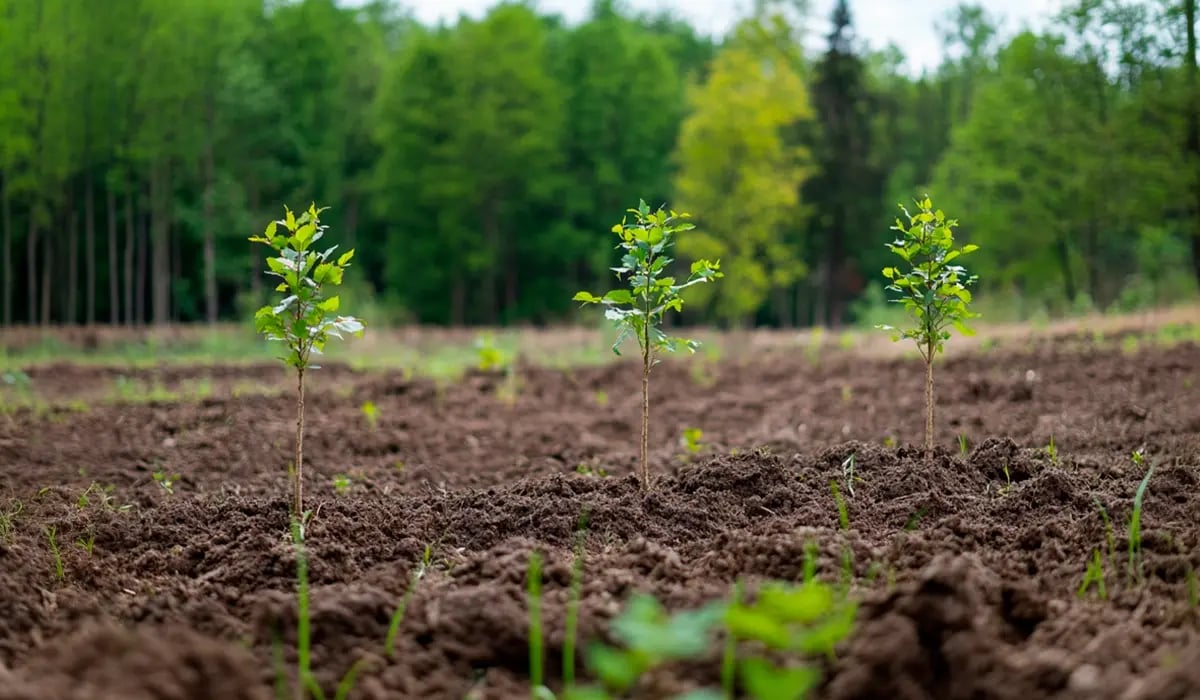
0,0 -> 1197,328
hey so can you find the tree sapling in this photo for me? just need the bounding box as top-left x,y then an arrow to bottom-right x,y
250,204 -> 364,526
878,196 -> 979,454
574,200 -> 722,490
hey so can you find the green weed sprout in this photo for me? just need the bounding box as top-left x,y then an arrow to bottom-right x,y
285,519 -> 367,700
250,203 -> 364,523
332,474 -> 351,495
153,469 -> 180,495
361,400 -> 379,431
564,513 -> 588,695
877,196 -> 979,453
574,200 -> 722,491
0,501 -> 22,545
957,434 -> 968,457
45,525 -> 64,582
681,428 -> 704,455
1045,435 -> 1059,466
527,551 -> 553,700
385,543 -> 433,659
1076,549 -> 1107,600
1128,464 -> 1154,585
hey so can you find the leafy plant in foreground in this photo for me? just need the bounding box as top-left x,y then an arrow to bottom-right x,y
574,201 -> 722,491
1076,549 -> 1107,600
877,196 -> 979,454
250,204 -> 364,524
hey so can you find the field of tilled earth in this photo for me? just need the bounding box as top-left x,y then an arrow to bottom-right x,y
1,330 -> 1199,700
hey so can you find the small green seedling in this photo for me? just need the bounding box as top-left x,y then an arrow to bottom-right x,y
841,453 -> 857,497
878,196 -> 979,454
575,462 -> 609,478
1094,496 -> 1115,565
1045,435 -> 1060,466
332,474 -> 352,495
593,390 -> 608,407
527,551 -> 552,700
997,464 -> 1012,496
0,501 -> 22,544
153,469 -> 181,495
1131,448 -> 1145,467
361,401 -> 379,431
1187,567 -> 1198,610
564,513 -> 588,695
1076,549 -> 1107,600
681,427 -> 704,455
474,332 -> 507,371
574,200 -> 722,491
45,525 -> 64,582
250,203 -> 365,525
1127,464 -> 1154,585
958,434 -> 968,456
385,543 -> 433,659
76,531 -> 96,555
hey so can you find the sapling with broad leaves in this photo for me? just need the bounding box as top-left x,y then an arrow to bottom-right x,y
573,200 -> 722,491
251,204 -> 364,528
877,196 -> 979,454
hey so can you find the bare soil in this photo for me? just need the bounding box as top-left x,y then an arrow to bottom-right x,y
1,332 -> 1199,699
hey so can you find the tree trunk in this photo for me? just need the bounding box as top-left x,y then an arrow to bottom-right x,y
1,175 -> 11,326
451,273 -> 465,326
151,164 -> 170,326
85,174 -> 96,324
26,218 -> 38,325
136,185 -> 148,326
67,187 -> 79,324
826,210 -> 845,328
203,101 -> 218,325
249,183 -> 261,305
124,185 -> 136,326
40,226 -> 51,326
1054,234 -> 1076,302
345,191 -> 359,252
107,182 -> 119,324
482,197 -> 500,324
1186,0 -> 1199,285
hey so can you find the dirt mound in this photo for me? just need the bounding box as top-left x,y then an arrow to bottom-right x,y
1,338 -> 1198,697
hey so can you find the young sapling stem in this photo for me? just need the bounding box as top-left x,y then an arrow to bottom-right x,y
877,195 -> 979,455
573,200 -> 721,490
250,204 -> 364,523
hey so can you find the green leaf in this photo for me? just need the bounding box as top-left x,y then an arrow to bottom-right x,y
319,296 -> 340,313
586,644 -> 640,693
740,658 -> 820,700
573,291 -> 602,304
338,249 -> 355,266
603,289 -> 633,304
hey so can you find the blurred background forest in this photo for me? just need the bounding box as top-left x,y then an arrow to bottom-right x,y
0,0 -> 1196,330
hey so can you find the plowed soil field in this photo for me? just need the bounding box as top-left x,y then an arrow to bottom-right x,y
1,330 -> 1199,699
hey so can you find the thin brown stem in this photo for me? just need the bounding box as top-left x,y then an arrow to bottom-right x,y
924,340 -> 934,455
295,366 -> 306,520
641,349 -> 650,491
